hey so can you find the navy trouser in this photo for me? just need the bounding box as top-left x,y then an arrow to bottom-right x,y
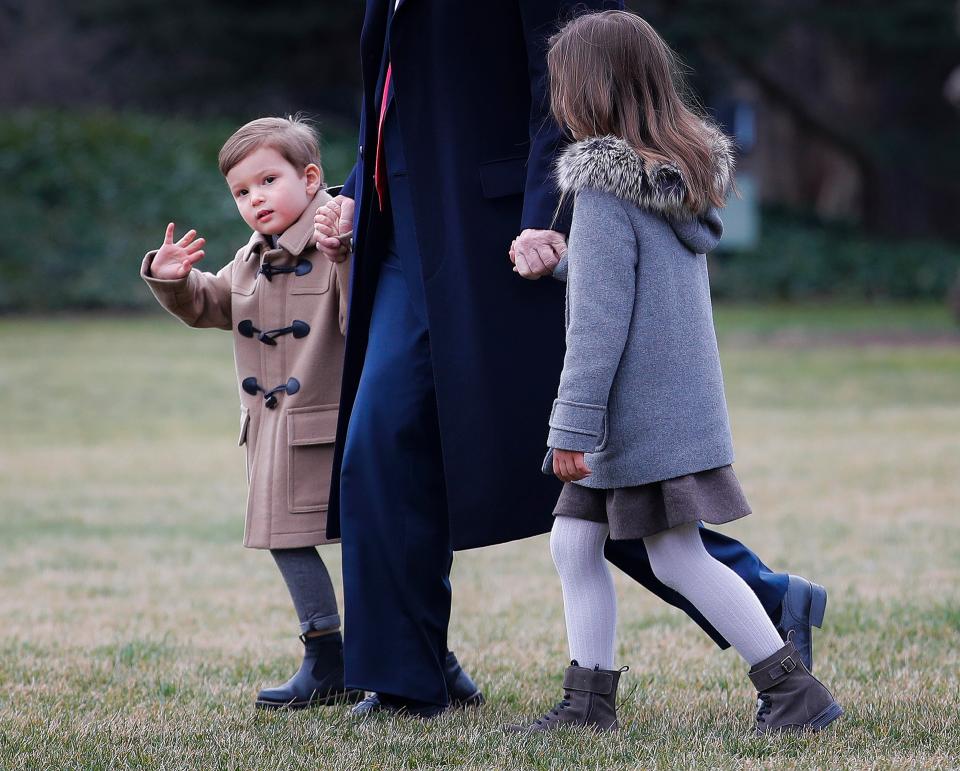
339,247 -> 453,705
605,529 -> 787,648
339,103 -> 453,705
339,109 -> 789,706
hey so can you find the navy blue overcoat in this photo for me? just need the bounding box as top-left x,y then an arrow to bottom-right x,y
328,0 -> 621,550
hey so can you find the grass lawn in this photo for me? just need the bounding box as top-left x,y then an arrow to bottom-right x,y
1,304 -> 959,770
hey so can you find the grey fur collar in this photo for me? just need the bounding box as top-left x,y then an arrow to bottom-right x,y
555,131 -> 734,218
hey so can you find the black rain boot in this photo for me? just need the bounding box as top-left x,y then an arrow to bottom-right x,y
507,662 -> 625,733
256,632 -> 363,710
749,639 -> 843,733
351,649 -> 484,717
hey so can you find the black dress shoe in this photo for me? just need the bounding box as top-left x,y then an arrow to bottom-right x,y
256,632 -> 363,710
444,650 -> 485,707
351,692 -> 445,719
350,692 -> 386,717
350,650 -> 484,717
775,575 -> 827,672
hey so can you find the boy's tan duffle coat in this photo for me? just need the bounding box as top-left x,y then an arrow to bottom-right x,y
142,189 -> 350,549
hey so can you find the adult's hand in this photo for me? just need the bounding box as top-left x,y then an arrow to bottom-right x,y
314,195 -> 354,263
509,229 -> 567,280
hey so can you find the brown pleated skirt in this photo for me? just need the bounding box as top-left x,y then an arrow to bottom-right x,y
553,465 -> 751,541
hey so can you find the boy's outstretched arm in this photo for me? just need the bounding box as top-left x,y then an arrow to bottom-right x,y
141,222 -> 235,330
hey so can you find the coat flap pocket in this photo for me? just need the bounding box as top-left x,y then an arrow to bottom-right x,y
238,407 -> 250,446
479,156 -> 527,199
286,405 -> 338,446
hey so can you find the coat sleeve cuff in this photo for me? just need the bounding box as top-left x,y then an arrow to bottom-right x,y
551,253 -> 568,283
541,447 -> 555,476
546,399 -> 606,452
341,164 -> 357,200
141,251 -> 197,312
141,251 -> 190,292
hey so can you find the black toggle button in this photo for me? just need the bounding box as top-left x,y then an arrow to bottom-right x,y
290,320 -> 310,338
258,258 -> 313,281
238,319 -> 310,345
242,377 -> 300,409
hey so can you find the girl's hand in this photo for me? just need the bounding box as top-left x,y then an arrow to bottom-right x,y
150,222 -> 206,280
552,449 -> 591,482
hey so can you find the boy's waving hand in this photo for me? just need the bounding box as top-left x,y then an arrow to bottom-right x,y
150,222 -> 206,279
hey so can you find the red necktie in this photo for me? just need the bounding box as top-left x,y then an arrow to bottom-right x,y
374,63 -> 393,211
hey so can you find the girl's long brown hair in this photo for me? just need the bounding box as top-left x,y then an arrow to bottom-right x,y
548,10 -> 729,213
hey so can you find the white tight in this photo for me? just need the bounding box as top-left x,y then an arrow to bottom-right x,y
550,517 -> 785,670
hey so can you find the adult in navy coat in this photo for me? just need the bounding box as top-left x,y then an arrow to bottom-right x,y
316,0 -> 826,713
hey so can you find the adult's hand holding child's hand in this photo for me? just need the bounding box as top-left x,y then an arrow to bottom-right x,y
315,195 -> 354,263
510,229 -> 566,280
150,223 -> 206,280
552,449 -> 591,483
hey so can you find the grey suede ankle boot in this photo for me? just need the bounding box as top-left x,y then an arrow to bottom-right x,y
748,639 -> 843,733
508,662 -> 626,733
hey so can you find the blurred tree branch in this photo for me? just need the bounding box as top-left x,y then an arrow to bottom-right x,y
633,0 -> 960,235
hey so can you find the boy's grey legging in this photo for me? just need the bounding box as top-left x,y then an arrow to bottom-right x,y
270,547 -> 341,636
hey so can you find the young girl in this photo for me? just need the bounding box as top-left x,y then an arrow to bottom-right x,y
510,11 -> 842,734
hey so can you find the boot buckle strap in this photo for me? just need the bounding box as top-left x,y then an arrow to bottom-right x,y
562,667 -> 614,695
769,655 -> 797,680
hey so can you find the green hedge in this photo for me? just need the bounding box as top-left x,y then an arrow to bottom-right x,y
0,111 -> 356,312
1,111 -> 957,311
710,209 -> 960,302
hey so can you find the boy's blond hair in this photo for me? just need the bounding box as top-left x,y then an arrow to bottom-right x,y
218,116 -> 323,180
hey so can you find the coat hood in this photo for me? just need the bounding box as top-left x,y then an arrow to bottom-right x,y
555,132 -> 733,253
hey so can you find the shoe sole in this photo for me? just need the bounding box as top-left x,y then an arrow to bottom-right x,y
809,700 -> 843,730
758,701 -> 844,734
353,692 -> 483,719
351,704 -> 444,720
452,690 -> 485,709
255,690 -> 364,711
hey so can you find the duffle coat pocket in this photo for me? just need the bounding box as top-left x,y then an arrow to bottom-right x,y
286,405 -> 339,514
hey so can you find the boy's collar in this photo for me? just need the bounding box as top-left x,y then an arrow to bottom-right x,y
250,188 -> 333,258
277,188 -> 331,256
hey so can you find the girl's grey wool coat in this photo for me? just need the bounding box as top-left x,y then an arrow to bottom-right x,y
544,132 -> 738,489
